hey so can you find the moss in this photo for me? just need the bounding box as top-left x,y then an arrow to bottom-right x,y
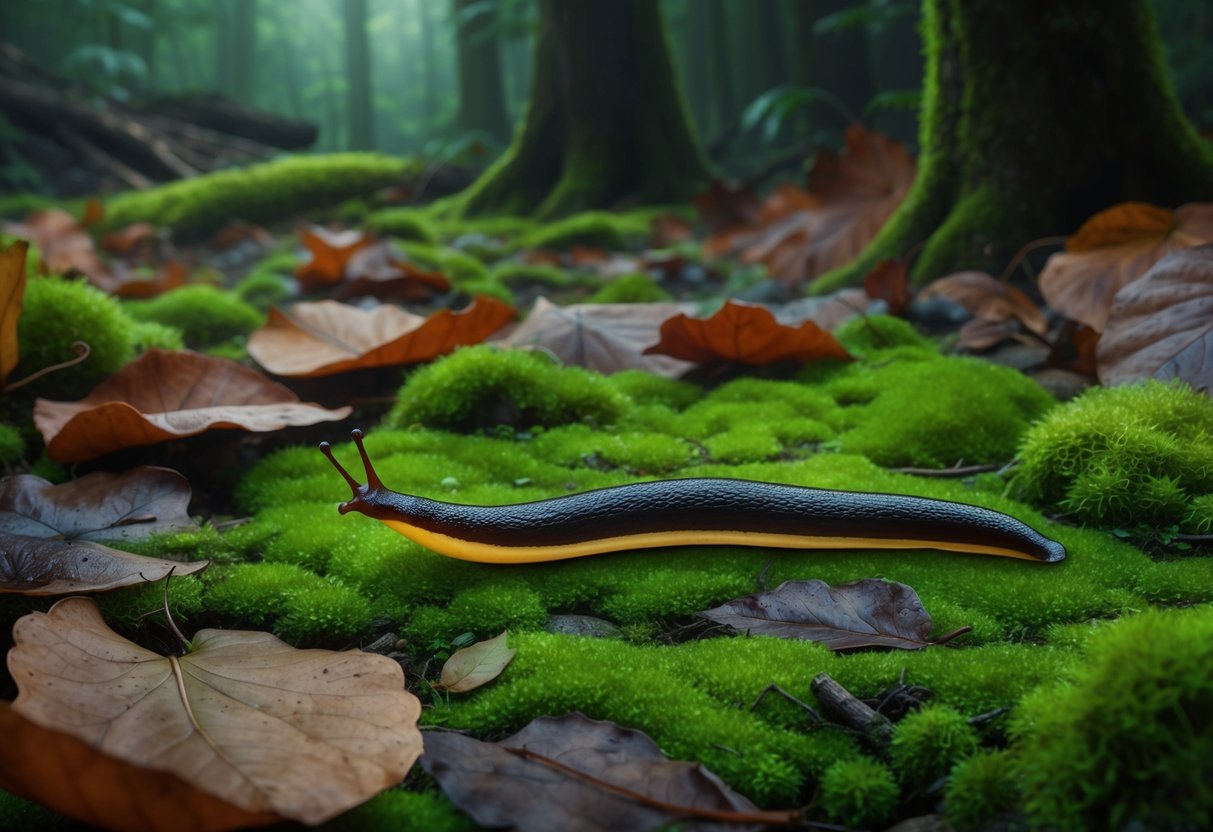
125,285 -> 264,348
385,346 -> 629,433
0,790 -> 72,831
585,273 -> 672,304
364,208 -> 439,244
944,749 -> 1020,832
321,789 -> 477,832
488,262 -> 575,289
232,271 -> 291,312
529,425 -> 692,474
890,704 -> 980,790
399,242 -> 490,284
406,580 -> 547,644
0,422 -> 25,466
1011,605 -> 1213,832
15,276 -> 136,399
103,153 -> 415,237
606,370 -> 699,410
118,527 -> 244,567
93,573 -> 206,632
1012,380 -> 1213,532
818,757 -> 900,828
275,582 -> 374,645
247,250 -> 300,276
521,212 -> 635,250
827,353 -> 1055,467
129,320 -> 185,353
833,313 -> 936,356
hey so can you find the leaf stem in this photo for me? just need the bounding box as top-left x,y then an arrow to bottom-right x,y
3,341 -> 91,393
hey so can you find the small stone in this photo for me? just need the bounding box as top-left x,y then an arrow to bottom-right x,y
544,614 -> 624,639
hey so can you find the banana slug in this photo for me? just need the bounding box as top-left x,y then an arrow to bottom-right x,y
320,430 -> 1065,564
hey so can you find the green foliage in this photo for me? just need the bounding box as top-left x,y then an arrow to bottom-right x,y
1011,605 -> 1213,832
406,580 -> 547,644
0,422 -> 25,466
94,574 -> 205,632
128,320 -> 185,353
15,276 -> 136,399
385,347 -> 629,432
833,313 -> 936,356
521,211 -> 637,250
605,370 -> 699,410
399,242 -> 491,284
889,704 -> 980,789
364,208 -> 439,244
125,285 -> 264,348
0,790 -> 71,831
1012,380 -> 1213,532
585,273 -> 672,304
232,271 -> 291,312
818,757 -> 900,828
103,153 -> 415,237
488,262 -> 575,289
944,749 -> 1019,832
321,789 -> 477,832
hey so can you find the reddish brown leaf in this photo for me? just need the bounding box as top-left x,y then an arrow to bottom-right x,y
81,198 -> 105,227
1,240 -> 28,381
421,713 -> 792,832
650,212 -> 694,246
294,225 -> 374,292
0,531 -> 207,594
863,258 -> 910,314
501,297 -> 696,376
1045,320 -> 1100,378
919,271 -> 1048,336
699,578 -> 937,651
692,179 -> 763,234
33,349 -> 351,462
0,467 -> 195,542
108,259 -> 190,299
0,704 -> 282,832
643,300 -> 852,366
248,297 -> 516,377
10,597 -> 423,825
3,208 -> 112,285
101,222 -> 157,256
338,242 -> 450,301
210,220 -> 273,251
1039,201 -> 1213,331
1097,244 -> 1213,390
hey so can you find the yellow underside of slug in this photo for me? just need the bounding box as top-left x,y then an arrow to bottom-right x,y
380,519 -> 1044,563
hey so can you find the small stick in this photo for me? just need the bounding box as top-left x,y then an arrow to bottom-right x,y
750,683 -> 821,723
810,672 -> 892,745
889,463 -> 1002,478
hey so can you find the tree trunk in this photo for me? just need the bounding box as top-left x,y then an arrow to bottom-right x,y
417,0 -> 439,124
452,0 -> 510,142
815,0 -> 1213,290
229,0 -> 256,105
343,0 -> 374,150
703,0 -> 736,138
457,0 -> 712,218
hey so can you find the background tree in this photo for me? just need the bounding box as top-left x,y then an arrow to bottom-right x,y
458,0 -> 712,217
452,0 -> 510,143
820,0 -> 1213,288
343,0 -> 373,150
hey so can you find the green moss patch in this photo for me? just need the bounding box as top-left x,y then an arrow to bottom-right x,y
364,208 -> 439,244
124,285 -> 264,348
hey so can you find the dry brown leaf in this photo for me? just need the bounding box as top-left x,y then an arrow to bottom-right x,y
1039,202 -> 1213,331
421,712 -> 791,832
338,242 -> 450,301
0,704 -> 282,832
919,271 -> 1048,335
1097,244 -> 1213,390
863,258 -> 910,315
643,299 -> 852,366
294,225 -> 374,293
0,466 -> 196,541
108,259 -> 190,299
769,288 -> 873,331
501,297 -> 696,377
101,222 -> 157,256
248,297 -> 516,377
3,208 -> 112,285
1,240 -> 28,381
9,596 -> 423,825
692,179 -> 763,234
0,531 -> 207,594
650,213 -> 694,247
436,631 -> 516,693
33,349 -> 351,462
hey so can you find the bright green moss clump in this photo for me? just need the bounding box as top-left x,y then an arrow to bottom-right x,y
125,285 -> 263,348
944,749 -> 1019,831
15,276 -> 136,399
0,423 -> 24,466
129,320 -> 185,353
889,704 -> 980,790
585,273 -> 672,304
232,271 -> 291,312
364,208 -> 439,243
386,346 -> 629,432
818,757 -> 900,828
1012,605 -> 1213,832
522,211 -> 635,250
833,313 -> 937,356
104,153 -> 415,237
1012,380 -> 1213,531
321,789 -> 477,832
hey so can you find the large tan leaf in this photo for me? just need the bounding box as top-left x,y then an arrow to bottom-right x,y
33,349 -> 351,462
1039,202 -> 1213,331
1097,244 -> 1213,390
1,240 -> 28,381
9,597 -> 423,825
0,703 -> 281,832
501,297 -> 696,377
0,531 -> 207,594
247,297 -> 516,377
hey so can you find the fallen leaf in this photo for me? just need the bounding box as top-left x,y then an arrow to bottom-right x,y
769,288 -> 873,331
81,198 -> 105,227
918,271 -> 1048,336
698,578 -> 938,651
101,222 -> 157,256
421,713 -> 793,832
109,259 -> 190,299
1045,320 -> 1100,377
0,466 -> 196,541
9,596 -> 423,825
1,240 -> 28,381
436,631 -> 516,693
33,349 -> 351,462
501,297 -> 696,377
337,241 -> 450,301
1039,202 -> 1213,331
0,531 -> 207,594
863,258 -> 910,315
1097,244 -> 1213,390
650,213 -> 694,246
692,179 -> 763,234
247,296 -> 516,377
294,225 -> 374,293
3,208 -> 111,285
210,220 -> 274,251
643,300 -> 852,366
956,318 -> 1024,351
0,703 -> 281,832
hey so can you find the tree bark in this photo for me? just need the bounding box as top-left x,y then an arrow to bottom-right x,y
815,0 -> 1213,290
452,0 -> 510,142
343,0 -> 374,150
229,0 -> 257,105
458,0 -> 712,218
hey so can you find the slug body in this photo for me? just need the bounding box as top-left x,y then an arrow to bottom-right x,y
320,431 -> 1065,564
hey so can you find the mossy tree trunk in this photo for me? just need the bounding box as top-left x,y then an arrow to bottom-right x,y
452,0 -> 510,142
817,0 -> 1213,291
343,0 -> 374,150
458,0 -> 713,218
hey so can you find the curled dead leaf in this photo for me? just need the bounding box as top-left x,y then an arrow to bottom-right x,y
9,596 -> 423,825
0,531 -> 207,594
295,225 -> 374,293
33,349 -> 351,462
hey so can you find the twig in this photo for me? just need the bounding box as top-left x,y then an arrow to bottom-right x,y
750,683 -> 822,723
1175,534 -> 1213,545
967,706 -> 1010,727
997,236 -> 1068,284
929,625 -> 973,646
3,341 -> 90,393
756,559 -> 775,592
889,462 -> 1001,478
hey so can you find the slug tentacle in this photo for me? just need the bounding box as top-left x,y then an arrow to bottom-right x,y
320,430 -> 1066,564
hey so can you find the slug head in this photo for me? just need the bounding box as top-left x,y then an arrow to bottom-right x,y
319,429 -> 387,517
